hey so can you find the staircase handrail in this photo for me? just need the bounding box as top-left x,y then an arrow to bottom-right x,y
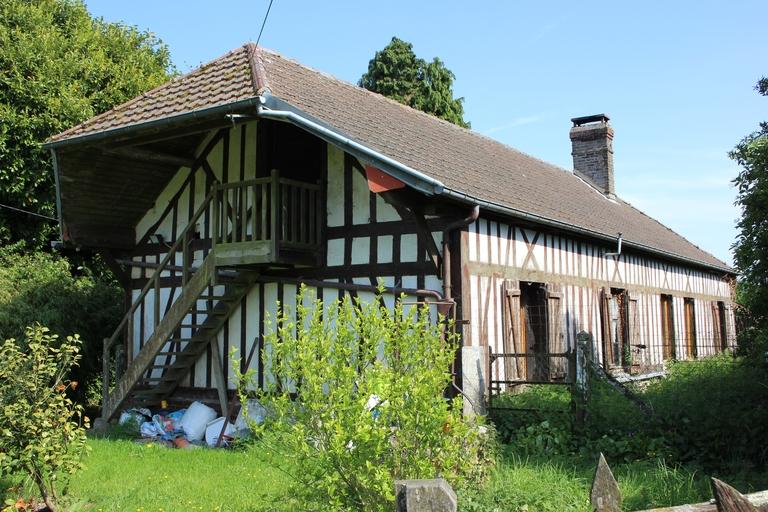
104,187 -> 216,353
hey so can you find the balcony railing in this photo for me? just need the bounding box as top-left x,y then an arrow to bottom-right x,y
212,169 -> 323,265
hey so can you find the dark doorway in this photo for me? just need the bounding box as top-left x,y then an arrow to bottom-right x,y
521,282 -> 549,381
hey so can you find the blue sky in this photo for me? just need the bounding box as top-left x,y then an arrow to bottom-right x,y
85,0 -> 768,265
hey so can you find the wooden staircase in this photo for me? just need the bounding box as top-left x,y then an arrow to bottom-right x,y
102,256 -> 258,420
101,174 -> 323,421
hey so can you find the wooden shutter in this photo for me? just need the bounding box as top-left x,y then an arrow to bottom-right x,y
627,292 -> 641,372
547,284 -> 566,380
711,301 -> 722,353
600,287 -> 613,367
502,280 -> 522,381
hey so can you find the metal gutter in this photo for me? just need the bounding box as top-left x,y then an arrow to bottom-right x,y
42,97 -> 266,149
256,94 -> 445,196
440,187 -> 733,274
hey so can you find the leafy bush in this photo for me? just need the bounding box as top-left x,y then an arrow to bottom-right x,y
490,354 -> 768,472
237,287 -> 495,511
0,326 -> 90,511
643,355 -> 768,469
0,245 -> 121,406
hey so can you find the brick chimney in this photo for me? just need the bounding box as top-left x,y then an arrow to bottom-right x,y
570,114 -> 615,198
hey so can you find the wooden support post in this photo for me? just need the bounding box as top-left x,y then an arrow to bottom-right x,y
270,169 -> 280,260
182,230 -> 190,286
212,186 -> 220,248
102,338 -> 110,419
590,453 -> 621,512
210,338 -> 229,416
153,273 -> 160,329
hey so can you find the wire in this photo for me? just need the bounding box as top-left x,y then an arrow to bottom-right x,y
0,202 -> 58,222
255,0 -> 275,47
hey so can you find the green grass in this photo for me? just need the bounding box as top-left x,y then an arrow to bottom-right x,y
2,437 -> 760,511
460,449 -> 719,512
2,438 -> 295,512
4,356 -> 767,511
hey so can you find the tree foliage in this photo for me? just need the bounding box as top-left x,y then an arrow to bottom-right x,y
0,0 -> 174,248
0,326 -> 89,511
237,287 -> 493,511
730,77 -> 768,358
0,244 -> 122,405
359,37 -> 469,128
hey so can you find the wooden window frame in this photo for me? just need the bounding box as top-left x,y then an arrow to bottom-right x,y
660,294 -> 676,360
683,297 -> 697,359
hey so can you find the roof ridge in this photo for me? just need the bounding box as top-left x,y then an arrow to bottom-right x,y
245,43 -> 271,95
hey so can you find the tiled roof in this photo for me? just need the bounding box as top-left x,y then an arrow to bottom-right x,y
48,44 -> 729,271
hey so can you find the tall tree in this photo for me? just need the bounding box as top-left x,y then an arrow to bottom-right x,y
359,37 -> 469,128
731,76 -> 768,358
0,0 -> 174,249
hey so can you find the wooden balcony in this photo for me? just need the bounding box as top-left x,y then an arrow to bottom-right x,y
212,170 -> 323,267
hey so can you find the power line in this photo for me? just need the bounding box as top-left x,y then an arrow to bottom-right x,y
255,0 -> 275,47
0,202 -> 58,222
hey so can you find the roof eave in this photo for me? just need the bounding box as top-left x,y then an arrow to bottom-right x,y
441,187 -> 734,275
43,96 -> 265,150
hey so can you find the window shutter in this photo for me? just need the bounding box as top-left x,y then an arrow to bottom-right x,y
502,280 -> 522,381
627,293 -> 640,371
547,284 -> 566,380
600,287 -> 613,367
711,301 -> 722,353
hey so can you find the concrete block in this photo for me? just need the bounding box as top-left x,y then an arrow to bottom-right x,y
394,478 -> 457,512
461,345 -> 487,417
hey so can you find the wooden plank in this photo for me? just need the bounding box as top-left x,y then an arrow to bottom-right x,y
712,479 -> 760,512
270,169 -> 280,259
251,182 -> 257,242
210,337 -> 229,415
260,182 -> 268,241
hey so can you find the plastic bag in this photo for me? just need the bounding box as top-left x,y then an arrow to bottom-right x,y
180,401 -> 217,441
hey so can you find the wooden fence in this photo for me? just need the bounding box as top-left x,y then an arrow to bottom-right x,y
592,453 -> 768,512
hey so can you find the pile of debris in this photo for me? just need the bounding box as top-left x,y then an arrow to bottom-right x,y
118,399 -> 267,448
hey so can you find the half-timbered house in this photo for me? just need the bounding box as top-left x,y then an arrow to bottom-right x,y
45,44 -> 736,419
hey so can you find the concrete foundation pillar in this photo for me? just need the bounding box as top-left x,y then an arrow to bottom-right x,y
461,345 -> 487,416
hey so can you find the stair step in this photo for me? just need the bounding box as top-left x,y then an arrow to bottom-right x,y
197,294 -> 238,301
190,309 -> 228,315
179,324 -> 215,329
151,362 -> 194,369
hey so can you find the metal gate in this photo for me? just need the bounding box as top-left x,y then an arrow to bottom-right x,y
488,350 -> 575,395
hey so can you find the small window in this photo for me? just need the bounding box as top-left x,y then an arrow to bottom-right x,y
660,294 -> 676,360
684,298 -> 697,359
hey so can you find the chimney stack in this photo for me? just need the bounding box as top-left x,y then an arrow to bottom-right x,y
570,114 -> 615,198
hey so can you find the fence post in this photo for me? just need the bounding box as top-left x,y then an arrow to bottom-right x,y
572,331 -> 592,430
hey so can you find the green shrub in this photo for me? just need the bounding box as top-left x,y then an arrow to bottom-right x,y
237,286 -> 495,511
0,245 -> 121,406
0,326 -> 90,511
643,355 -> 768,469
